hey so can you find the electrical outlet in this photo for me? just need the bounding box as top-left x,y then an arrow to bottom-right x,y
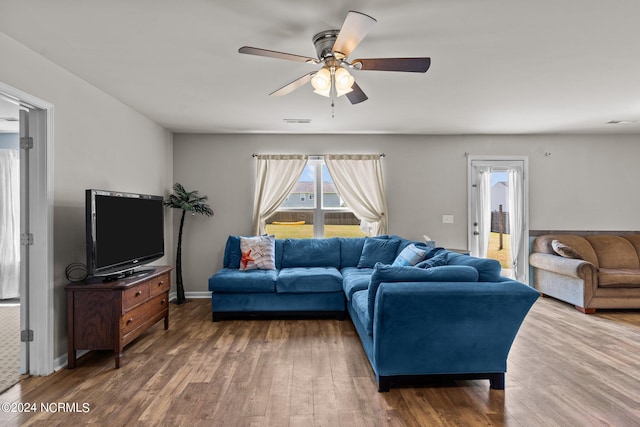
442,214 -> 454,224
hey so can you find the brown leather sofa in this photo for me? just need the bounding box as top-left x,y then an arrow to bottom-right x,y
529,234 -> 640,313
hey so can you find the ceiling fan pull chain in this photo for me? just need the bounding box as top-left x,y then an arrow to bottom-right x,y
331,68 -> 336,118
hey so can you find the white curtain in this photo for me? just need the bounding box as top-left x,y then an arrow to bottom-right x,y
252,154 -> 308,235
324,154 -> 388,236
508,167 -> 525,281
477,167 -> 492,258
0,149 -> 20,299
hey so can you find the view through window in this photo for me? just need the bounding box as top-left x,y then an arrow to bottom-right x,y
265,158 -> 366,239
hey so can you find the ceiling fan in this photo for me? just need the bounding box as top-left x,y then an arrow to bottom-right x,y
238,10 -> 431,105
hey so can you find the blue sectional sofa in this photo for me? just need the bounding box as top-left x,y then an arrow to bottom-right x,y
209,235 -> 539,391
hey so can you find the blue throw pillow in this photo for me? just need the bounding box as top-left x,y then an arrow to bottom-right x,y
415,252 -> 448,269
281,238 -> 341,268
357,237 -> 401,268
224,235 -> 242,268
392,243 -> 428,267
446,252 -> 502,282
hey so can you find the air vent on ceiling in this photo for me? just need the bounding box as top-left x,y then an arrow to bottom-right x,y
283,118 -> 312,124
606,120 -> 638,125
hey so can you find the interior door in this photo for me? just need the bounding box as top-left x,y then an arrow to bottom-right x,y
18,108 -> 30,374
468,157 -> 529,282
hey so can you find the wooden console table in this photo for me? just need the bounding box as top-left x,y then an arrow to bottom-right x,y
66,266 -> 173,369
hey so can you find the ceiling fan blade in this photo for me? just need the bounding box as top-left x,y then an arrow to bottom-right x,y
332,11 -> 377,58
239,46 -> 319,64
269,72 -> 316,96
353,57 -> 431,73
345,82 -> 368,104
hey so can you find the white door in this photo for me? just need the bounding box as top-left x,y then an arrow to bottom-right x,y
468,157 -> 529,282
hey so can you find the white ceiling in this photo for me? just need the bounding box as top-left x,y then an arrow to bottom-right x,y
1,0 -> 640,135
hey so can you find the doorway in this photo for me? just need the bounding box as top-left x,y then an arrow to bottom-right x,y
468,156 -> 529,282
0,82 -> 54,379
0,97 -> 21,391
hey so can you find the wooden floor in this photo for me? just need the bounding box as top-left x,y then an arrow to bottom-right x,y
1,296 -> 640,426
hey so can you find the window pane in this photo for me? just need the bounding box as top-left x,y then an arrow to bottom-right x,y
322,164 -> 343,208
323,211 -> 367,238
265,212 -> 314,238
280,164 -> 316,209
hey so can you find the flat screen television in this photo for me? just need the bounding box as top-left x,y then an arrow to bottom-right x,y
86,189 -> 164,279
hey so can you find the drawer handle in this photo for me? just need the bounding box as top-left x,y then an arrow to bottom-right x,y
135,291 -> 142,297
157,281 -> 164,286
161,299 -> 166,305
126,318 -> 133,325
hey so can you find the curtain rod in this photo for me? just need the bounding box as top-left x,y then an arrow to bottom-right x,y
251,153 -> 385,158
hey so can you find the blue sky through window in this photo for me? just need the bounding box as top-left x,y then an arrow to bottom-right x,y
492,171 -> 507,186
298,164 -> 333,183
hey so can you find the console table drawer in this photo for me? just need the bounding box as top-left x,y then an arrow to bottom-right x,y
148,292 -> 169,316
121,303 -> 148,335
123,284 -> 150,310
149,273 -> 170,297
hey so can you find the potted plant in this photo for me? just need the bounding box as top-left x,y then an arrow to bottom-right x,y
165,183 -> 214,304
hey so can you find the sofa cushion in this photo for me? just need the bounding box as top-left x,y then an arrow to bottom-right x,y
392,236 -> 414,255
623,235 -> 640,260
532,235 -> 600,267
415,251 -> 448,269
341,267 -> 374,300
367,263 -> 480,321
223,235 -> 242,269
339,237 -> 368,268
551,239 -> 583,259
357,237 -> 401,268
351,290 -> 373,336
239,235 -> 276,270
209,268 -> 277,293
281,238 -> 341,268
585,235 -> 640,269
598,268 -> 640,288
392,243 -> 428,267
276,267 -> 343,293
446,252 -> 502,282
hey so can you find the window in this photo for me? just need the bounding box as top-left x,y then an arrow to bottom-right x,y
265,158 -> 366,239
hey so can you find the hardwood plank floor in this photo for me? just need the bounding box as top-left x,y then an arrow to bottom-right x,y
1,296 -> 639,426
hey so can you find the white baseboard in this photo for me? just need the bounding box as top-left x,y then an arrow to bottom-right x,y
170,291 -> 211,300
54,349 -> 89,372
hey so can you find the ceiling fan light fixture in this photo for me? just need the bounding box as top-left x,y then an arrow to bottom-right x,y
311,68 -> 331,97
334,67 -> 355,94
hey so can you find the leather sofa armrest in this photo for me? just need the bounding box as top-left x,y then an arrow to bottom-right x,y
529,253 -> 596,279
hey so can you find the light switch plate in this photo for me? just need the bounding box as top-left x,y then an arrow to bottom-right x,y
442,214 -> 454,224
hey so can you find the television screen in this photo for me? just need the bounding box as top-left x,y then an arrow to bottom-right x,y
86,189 -> 164,278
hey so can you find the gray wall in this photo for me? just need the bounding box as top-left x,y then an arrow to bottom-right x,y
3,25 -> 640,365
0,33 -> 174,362
173,133 -> 640,295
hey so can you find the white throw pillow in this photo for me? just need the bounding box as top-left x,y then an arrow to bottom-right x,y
239,235 -> 276,270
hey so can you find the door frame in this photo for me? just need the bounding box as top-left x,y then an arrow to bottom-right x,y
0,81 -> 54,376
467,155 -> 529,283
